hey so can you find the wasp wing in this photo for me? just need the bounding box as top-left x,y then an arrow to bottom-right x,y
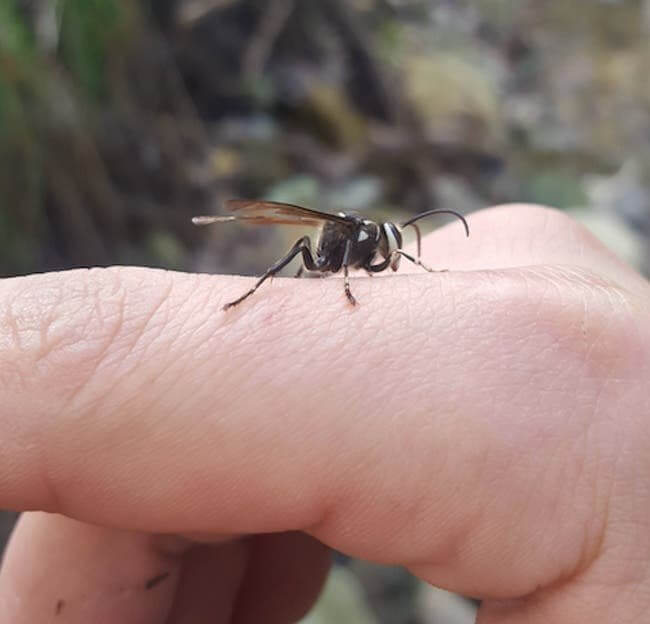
226,199 -> 353,226
193,200 -> 352,228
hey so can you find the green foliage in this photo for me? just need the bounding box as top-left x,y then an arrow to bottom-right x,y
58,0 -> 135,99
0,0 -> 34,55
525,169 -> 588,210
0,0 -> 138,273
0,0 -> 37,139
0,2 -> 42,273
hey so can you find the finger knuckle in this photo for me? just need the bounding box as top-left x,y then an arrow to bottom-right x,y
515,264 -> 642,384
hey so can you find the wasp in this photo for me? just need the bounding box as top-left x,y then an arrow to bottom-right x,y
193,199 -> 469,310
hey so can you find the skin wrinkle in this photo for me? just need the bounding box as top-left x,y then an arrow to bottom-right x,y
408,437 -> 489,570
35,284 -> 66,366
0,273 -> 125,512
107,281 -> 225,422
57,272 -> 128,414
456,275 -> 541,410
582,433 -> 613,576
493,463 -> 545,579
512,392 -> 597,583
589,426 -> 650,601
81,271 -> 176,387
0,296 -> 25,363
35,271 -> 116,375
306,365 -> 422,539
0,291 -> 28,390
554,270 -> 639,383
64,273 -> 217,452
41,273 -> 125,399
49,292 -> 173,468
480,276 -> 624,588
513,277 -> 566,391
567,418 -> 604,563
36,441 -> 64,515
435,267 -> 461,347
12,271 -> 183,516
580,295 -> 621,385
544,437 -> 592,579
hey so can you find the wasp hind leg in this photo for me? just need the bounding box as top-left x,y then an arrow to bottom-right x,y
223,236 -> 317,310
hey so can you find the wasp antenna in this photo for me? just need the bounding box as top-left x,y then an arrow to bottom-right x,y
400,209 -> 469,237
192,215 -> 237,226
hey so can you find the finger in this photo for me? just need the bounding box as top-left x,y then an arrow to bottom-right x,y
166,540 -> 251,624
0,209 -> 648,603
166,534 -> 328,624
0,519 -> 327,624
231,532 -> 330,624
0,512 -> 188,624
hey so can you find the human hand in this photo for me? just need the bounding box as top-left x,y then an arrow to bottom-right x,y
0,204 -> 648,623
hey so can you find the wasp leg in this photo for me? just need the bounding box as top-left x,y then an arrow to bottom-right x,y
393,250 -> 447,273
341,239 -> 357,306
294,266 -> 304,279
406,223 -> 423,264
343,266 -> 357,305
402,223 -> 450,271
366,255 -> 391,273
223,236 -> 317,310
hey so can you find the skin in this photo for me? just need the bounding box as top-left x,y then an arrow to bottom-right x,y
0,203 -> 648,623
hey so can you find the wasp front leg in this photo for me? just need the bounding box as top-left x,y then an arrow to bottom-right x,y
391,250 -> 447,273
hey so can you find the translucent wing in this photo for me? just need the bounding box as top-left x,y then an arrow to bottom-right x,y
193,199 -> 352,228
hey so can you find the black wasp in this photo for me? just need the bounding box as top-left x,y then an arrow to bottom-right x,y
193,199 -> 469,311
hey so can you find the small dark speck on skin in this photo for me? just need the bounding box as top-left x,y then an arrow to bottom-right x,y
55,599 -> 65,615
145,571 -> 170,590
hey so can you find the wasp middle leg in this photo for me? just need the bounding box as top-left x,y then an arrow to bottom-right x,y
341,239 -> 357,306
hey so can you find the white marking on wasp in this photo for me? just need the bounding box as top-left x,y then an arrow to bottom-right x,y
358,230 -> 369,242
383,223 -> 401,255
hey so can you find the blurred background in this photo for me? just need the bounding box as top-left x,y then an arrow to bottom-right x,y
1,0 -> 649,621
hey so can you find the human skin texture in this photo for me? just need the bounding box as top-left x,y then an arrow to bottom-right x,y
0,204 -> 648,623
